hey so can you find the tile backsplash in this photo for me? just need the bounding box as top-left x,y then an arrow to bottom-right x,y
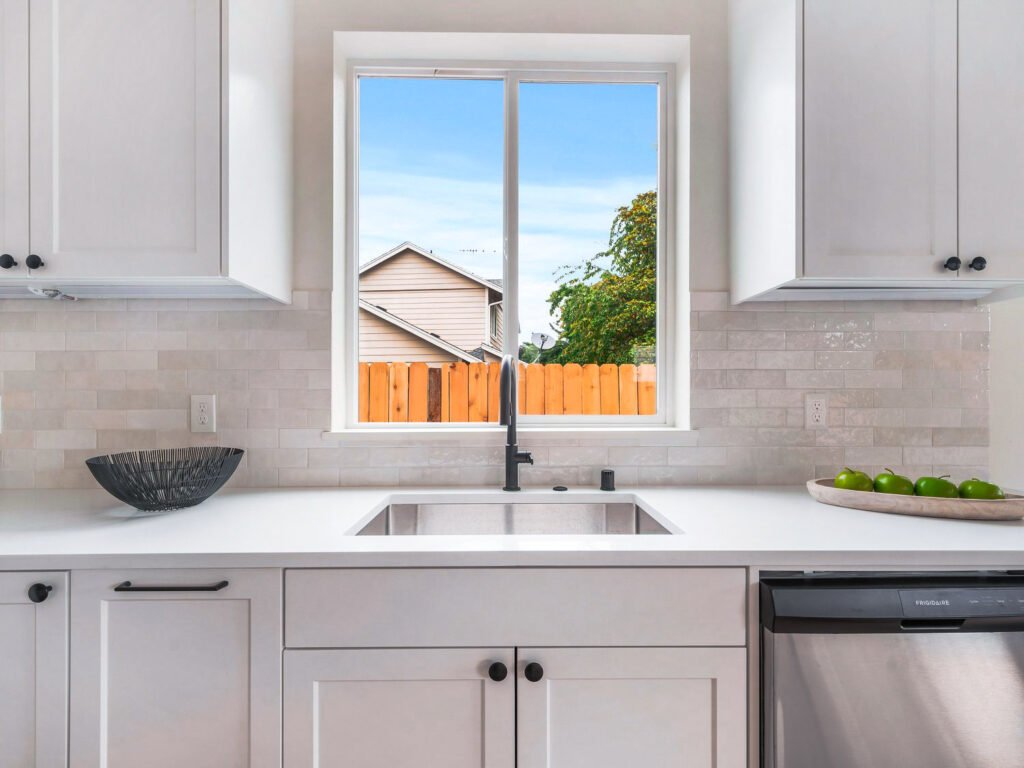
0,291 -> 988,489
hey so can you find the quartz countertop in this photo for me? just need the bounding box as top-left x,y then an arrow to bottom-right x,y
1,485 -> 1022,569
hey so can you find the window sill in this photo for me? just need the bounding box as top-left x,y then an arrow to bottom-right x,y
322,426 -> 698,447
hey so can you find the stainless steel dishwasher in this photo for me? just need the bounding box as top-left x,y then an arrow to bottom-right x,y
761,572 -> 1024,768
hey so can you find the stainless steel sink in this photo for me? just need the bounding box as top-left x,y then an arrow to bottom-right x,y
356,501 -> 671,536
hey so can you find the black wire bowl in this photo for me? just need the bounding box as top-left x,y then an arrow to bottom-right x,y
86,447 -> 244,512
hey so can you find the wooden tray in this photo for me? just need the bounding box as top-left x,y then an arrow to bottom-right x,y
807,479 -> 1024,521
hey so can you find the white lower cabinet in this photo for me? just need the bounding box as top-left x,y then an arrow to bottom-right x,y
69,569 -> 282,768
284,648 -> 516,768
283,647 -> 746,768
0,571 -> 67,768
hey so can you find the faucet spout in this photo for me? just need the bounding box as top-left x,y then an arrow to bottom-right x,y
499,354 -> 532,491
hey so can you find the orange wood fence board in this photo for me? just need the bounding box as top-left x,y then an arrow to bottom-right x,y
389,363 -> 409,422
637,363 -> 657,415
468,362 -> 488,422
408,362 -> 428,422
581,364 -> 601,414
358,363 -> 370,422
618,364 -> 638,415
368,362 -> 389,422
544,364 -> 564,415
440,364 -> 450,422
525,364 -> 545,414
562,363 -> 583,414
448,362 -> 469,421
487,362 -> 501,422
599,364 -> 619,414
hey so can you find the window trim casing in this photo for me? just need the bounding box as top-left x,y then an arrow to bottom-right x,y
331,34 -> 690,435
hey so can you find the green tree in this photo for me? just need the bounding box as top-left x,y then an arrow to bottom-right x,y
546,190 -> 657,365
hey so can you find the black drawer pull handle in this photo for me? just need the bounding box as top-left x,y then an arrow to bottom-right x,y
114,580 -> 229,592
524,662 -> 544,682
488,662 -> 508,682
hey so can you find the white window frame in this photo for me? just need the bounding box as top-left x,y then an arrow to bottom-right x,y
331,33 -> 691,437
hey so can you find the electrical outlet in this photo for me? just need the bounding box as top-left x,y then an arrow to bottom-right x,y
190,394 -> 216,433
805,394 -> 828,430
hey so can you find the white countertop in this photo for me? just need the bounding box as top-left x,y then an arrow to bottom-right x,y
2,485 -> 1023,569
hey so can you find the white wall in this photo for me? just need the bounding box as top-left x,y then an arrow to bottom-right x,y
291,0 -> 729,292
990,298 -> 1024,489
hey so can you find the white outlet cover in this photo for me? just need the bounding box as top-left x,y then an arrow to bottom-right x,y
805,393 -> 828,430
190,394 -> 216,433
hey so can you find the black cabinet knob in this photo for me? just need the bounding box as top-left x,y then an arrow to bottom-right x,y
968,256 -> 987,272
488,662 -> 508,682
27,583 -> 52,603
0,254 -> 16,269
26,254 -> 44,270
943,257 -> 961,272
524,662 -> 544,682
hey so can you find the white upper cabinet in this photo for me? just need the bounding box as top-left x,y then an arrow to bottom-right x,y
0,0 -> 292,300
958,0 -> 1024,280
802,0 -> 957,281
29,0 -> 222,281
0,0 -> 28,272
730,0 -> 1024,301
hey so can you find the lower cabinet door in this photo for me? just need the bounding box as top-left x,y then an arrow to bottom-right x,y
516,647 -> 746,768
69,569 -> 282,768
0,571 -> 68,768
284,648 -> 515,768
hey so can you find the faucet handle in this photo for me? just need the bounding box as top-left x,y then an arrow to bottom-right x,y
517,450 -> 533,465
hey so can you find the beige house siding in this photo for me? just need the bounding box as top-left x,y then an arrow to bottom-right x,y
358,308 -> 461,363
360,287 -> 487,351
359,246 -> 503,361
489,303 -> 503,348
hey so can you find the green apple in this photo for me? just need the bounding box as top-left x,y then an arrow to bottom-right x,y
958,478 -> 1005,500
914,475 -> 959,498
874,469 -> 915,495
835,467 -> 874,492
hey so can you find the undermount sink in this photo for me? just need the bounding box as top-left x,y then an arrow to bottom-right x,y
356,501 -> 671,536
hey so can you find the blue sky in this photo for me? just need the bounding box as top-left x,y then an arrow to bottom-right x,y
358,76 -> 658,344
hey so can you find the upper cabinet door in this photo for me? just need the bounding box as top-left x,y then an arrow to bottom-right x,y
0,0 -> 28,271
516,647 -> 746,768
802,0 -> 958,280
959,0 -> 1024,280
29,0 -> 221,280
0,572 -> 68,768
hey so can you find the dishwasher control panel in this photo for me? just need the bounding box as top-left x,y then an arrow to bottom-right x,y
899,588 -> 1024,617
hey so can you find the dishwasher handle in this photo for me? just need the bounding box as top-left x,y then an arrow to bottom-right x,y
900,619 -> 965,631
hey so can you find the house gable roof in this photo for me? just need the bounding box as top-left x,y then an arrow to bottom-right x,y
358,300 -> 479,363
360,242 -> 503,294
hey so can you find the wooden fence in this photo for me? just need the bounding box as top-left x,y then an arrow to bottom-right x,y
359,362 -> 656,422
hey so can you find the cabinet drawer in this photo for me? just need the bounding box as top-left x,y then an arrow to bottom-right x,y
285,568 -> 746,648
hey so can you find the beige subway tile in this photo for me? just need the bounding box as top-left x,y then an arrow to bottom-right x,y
785,370 -> 844,389
124,409 -> 187,430
844,369 -> 902,389
4,370 -> 64,391
727,331 -> 786,350
4,331 -> 65,351
35,430 -> 96,450
904,408 -> 961,428
815,351 -> 874,370
932,427 -> 988,447
66,410 -> 126,430
697,312 -> 757,331
697,351 -> 757,369
66,332 -> 124,351
757,351 -> 815,369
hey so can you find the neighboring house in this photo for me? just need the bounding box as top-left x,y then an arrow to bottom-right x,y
359,242 -> 504,364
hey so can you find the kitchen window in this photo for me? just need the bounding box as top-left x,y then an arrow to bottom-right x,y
332,35 -> 688,433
